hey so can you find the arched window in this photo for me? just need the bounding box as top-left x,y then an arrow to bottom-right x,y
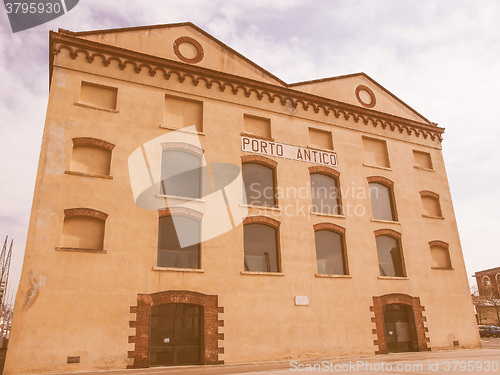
242,156 -> 277,207
368,177 -> 397,221
310,167 -> 341,215
484,276 -> 491,288
60,208 -> 107,251
243,217 -> 280,273
313,223 -> 347,275
375,230 -> 405,277
161,146 -> 202,199
429,241 -> 452,269
157,210 -> 201,269
420,191 -> 443,218
69,137 -> 114,177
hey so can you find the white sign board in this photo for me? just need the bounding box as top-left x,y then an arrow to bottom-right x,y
295,296 -> 309,306
242,136 -> 338,167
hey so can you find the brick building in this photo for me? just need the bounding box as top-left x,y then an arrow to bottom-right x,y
5,23 -> 480,374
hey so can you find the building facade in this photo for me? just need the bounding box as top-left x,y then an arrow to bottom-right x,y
5,23 -> 480,374
473,267 -> 500,325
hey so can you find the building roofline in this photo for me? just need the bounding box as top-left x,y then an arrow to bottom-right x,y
49,30 -> 444,142
473,267 -> 500,277
58,22 -> 288,87
290,72 -> 432,125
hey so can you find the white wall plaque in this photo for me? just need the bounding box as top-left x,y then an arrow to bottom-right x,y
295,296 -> 309,306
242,136 -> 338,167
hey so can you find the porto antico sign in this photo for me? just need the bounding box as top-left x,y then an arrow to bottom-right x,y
241,136 -> 338,167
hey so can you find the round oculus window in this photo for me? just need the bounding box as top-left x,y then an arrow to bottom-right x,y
355,85 -> 376,108
173,37 -> 204,64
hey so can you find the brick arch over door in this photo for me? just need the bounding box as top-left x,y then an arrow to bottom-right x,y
370,293 -> 430,354
128,290 -> 224,368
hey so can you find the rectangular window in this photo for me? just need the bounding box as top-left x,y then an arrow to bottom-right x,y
369,183 -> 397,221
413,150 -> 433,170
315,230 -> 347,275
164,95 -> 203,132
309,128 -> 333,150
158,216 -> 200,269
244,224 -> 280,272
243,114 -> 271,138
79,81 -> 118,110
362,136 -> 390,168
376,235 -> 405,277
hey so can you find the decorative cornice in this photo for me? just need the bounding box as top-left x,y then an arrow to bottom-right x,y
50,31 -> 445,142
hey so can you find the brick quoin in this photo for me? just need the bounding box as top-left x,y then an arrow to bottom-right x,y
370,293 -> 430,354
128,290 -> 223,369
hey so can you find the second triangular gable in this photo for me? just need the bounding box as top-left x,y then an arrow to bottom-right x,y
290,73 -> 430,124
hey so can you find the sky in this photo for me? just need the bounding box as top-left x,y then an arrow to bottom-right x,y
0,0 -> 499,298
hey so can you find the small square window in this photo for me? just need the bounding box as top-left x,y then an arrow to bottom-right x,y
244,114 -> 271,138
413,150 -> 433,170
309,128 -> 333,150
164,95 -> 203,132
362,136 -> 390,168
79,81 -> 117,110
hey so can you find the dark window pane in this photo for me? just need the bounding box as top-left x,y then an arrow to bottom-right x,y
161,150 -> 201,198
376,235 -> 405,277
311,174 -> 341,215
244,224 -> 279,272
158,216 -> 200,269
369,183 -> 395,221
242,163 -> 275,207
314,230 -> 346,275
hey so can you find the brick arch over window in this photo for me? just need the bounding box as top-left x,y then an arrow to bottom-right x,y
161,141 -> 204,155
308,165 -> 340,178
128,290 -> 224,368
72,137 -> 115,151
367,175 -> 394,187
241,154 -> 277,168
374,228 -> 401,239
419,190 -> 439,199
313,222 -> 345,234
157,207 -> 203,220
243,215 -> 280,228
370,293 -> 430,354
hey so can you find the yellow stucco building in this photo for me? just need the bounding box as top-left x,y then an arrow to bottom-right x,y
5,23 -> 480,374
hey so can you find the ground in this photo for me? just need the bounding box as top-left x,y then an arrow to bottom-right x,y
45,339 -> 500,375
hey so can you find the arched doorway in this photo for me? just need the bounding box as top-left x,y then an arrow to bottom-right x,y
371,293 -> 430,354
128,290 -> 224,369
383,304 -> 418,353
149,303 -> 203,366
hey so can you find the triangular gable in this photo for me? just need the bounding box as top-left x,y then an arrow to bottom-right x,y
290,73 -> 431,124
68,22 -> 286,86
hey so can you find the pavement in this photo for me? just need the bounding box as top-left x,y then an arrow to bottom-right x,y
50,339 -> 500,375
